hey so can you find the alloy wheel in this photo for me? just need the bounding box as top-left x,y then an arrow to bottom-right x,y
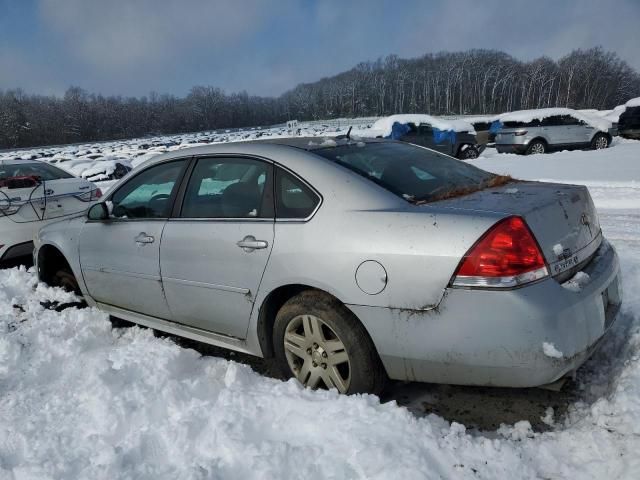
283,314 -> 351,393
595,136 -> 608,149
530,142 -> 545,154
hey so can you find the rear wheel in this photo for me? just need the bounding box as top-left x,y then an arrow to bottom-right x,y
273,290 -> 385,395
591,133 -> 609,150
458,145 -> 479,160
526,139 -> 546,155
53,268 -> 81,296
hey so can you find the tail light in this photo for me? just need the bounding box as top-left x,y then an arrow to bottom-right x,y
74,188 -> 103,202
451,216 -> 548,288
514,130 -> 528,136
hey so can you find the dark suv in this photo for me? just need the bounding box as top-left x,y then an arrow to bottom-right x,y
395,122 -> 484,159
618,106 -> 640,140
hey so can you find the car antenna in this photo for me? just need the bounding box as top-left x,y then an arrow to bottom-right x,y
346,126 -> 352,140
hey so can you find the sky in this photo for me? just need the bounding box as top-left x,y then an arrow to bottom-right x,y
1,0 -> 639,98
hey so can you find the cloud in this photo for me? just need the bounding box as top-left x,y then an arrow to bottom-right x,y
38,0 -> 277,70
1,0 -> 637,97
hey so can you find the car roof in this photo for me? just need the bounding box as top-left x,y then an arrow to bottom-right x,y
0,158 -> 48,166
139,136 -> 387,167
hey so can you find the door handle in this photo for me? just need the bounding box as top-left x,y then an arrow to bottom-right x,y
237,235 -> 268,252
135,232 -> 155,244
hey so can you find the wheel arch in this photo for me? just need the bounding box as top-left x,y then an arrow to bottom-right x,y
37,243 -> 75,285
255,283 -> 382,363
528,136 -> 548,146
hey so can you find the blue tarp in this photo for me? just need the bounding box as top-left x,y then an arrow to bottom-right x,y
432,127 -> 456,144
387,121 -> 457,144
489,120 -> 503,134
389,122 -> 411,139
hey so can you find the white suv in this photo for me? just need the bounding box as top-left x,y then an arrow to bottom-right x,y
0,159 -> 101,262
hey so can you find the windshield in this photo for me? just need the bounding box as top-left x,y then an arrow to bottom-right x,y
314,141 -> 499,203
0,162 -> 74,181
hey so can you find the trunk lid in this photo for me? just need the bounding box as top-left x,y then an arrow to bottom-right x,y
431,181 -> 601,278
2,178 -> 97,223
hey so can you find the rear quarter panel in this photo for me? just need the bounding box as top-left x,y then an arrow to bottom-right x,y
260,203 -> 503,311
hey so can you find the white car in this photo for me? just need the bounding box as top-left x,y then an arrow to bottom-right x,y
0,159 -> 101,262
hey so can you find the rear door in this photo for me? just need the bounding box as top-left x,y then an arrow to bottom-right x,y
562,115 -> 591,144
541,116 -> 566,144
79,159 -> 189,319
160,156 -> 275,339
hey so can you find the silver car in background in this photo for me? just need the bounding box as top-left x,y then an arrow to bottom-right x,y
34,138 -> 622,395
495,108 -> 614,154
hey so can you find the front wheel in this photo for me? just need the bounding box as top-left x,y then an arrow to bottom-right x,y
273,291 -> 386,395
525,139 -> 546,155
53,268 -> 81,296
458,145 -> 479,160
591,133 -> 610,150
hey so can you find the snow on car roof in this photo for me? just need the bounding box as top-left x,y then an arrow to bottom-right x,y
368,114 -> 476,137
498,108 -> 612,132
625,97 -> 640,108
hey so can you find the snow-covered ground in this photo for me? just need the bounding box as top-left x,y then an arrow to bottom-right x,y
1,132 -> 640,478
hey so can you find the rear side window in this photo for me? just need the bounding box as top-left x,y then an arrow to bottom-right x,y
0,162 -> 73,181
275,168 -> 319,219
181,157 -> 272,219
503,119 -> 542,128
314,142 -> 496,204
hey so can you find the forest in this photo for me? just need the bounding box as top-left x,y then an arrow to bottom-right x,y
1,47 -> 639,149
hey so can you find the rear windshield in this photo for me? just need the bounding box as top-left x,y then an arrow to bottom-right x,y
0,162 -> 74,182
314,142 -> 498,204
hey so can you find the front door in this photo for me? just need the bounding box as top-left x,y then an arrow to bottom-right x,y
79,159 -> 188,319
160,156 -> 275,339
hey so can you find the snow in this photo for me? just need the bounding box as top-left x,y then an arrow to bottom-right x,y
625,97 -> 640,108
561,272 -> 591,292
369,114 -> 475,137
553,243 -> 564,256
542,342 -> 564,359
497,108 -> 612,132
2,125 -> 640,478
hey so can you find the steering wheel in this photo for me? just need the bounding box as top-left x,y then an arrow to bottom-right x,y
147,193 -> 171,216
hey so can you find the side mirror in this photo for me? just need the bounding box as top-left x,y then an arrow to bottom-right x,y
87,203 -> 109,221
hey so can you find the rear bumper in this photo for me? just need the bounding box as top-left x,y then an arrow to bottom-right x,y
496,144 -> 528,154
619,128 -> 640,139
349,239 -> 622,387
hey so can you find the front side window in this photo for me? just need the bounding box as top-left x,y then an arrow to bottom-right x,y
109,160 -> 186,219
276,168 -> 320,219
181,157 -> 271,218
314,142 -> 497,204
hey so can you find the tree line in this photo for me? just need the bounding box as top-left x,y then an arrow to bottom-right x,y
2,47 -> 639,149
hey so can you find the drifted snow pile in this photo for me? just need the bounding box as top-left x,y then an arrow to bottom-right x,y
1,244 -> 640,478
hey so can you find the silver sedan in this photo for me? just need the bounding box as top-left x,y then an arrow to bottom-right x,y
34,138 -> 622,394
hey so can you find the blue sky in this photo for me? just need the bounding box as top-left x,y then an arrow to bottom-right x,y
1,0 -> 639,98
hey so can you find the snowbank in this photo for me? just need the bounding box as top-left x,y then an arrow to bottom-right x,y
369,114 -> 475,137
1,229 -> 639,478
498,108 -> 612,132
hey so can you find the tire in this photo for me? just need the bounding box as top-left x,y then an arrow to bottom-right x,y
525,139 -> 546,155
53,268 -> 81,296
273,290 -> 386,395
458,145 -> 479,160
591,133 -> 609,150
